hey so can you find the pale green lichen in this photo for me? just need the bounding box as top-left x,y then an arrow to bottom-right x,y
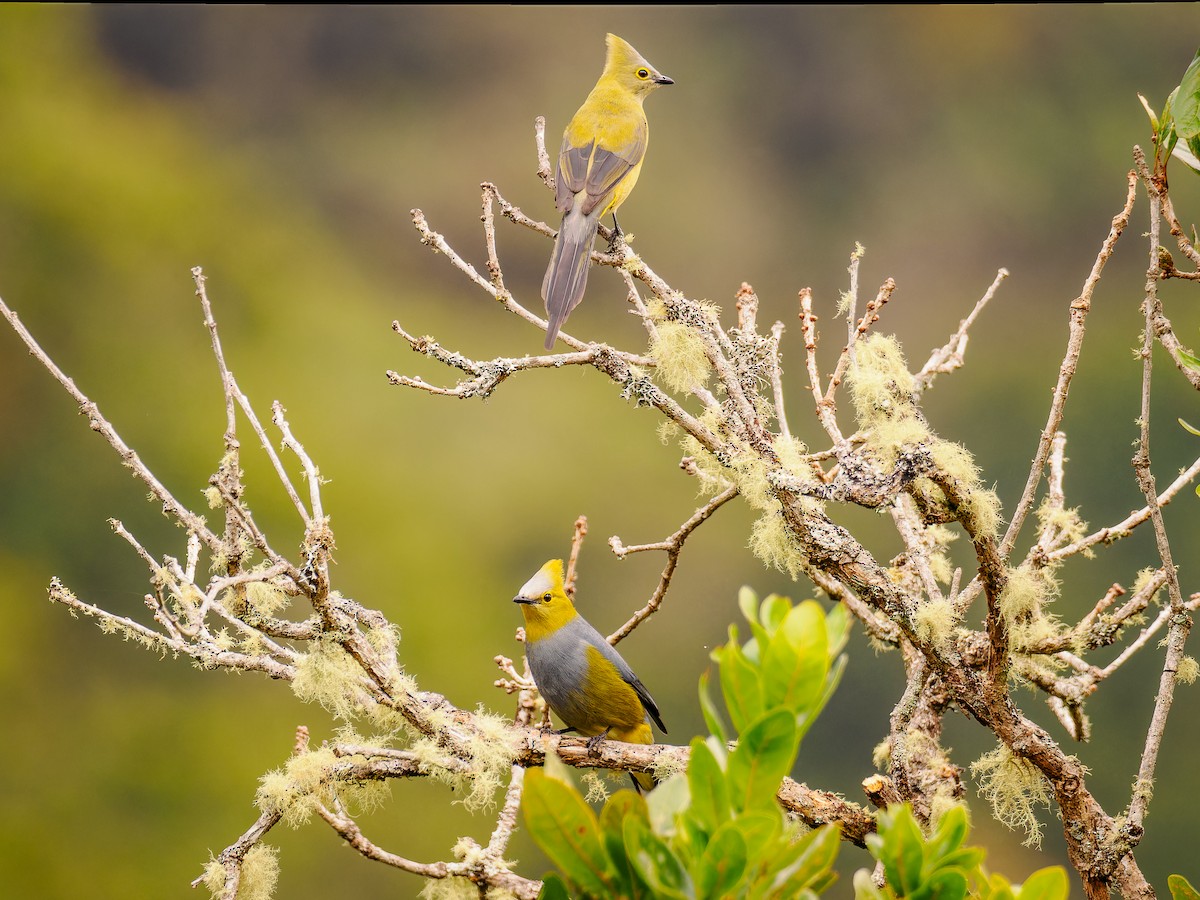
650,320 -> 711,392
1034,499 -> 1088,548
1000,564 -> 1066,651
411,708 -> 516,814
872,739 -> 892,770
1133,567 -> 1165,601
652,749 -> 686,784
256,746 -> 389,830
914,597 -> 958,650
657,420 -> 680,445
246,581 -> 290,617
291,638 -> 367,721
971,745 -> 1052,848
749,512 -> 807,580
582,770 -> 610,804
773,435 -> 812,482
200,845 -> 279,900
1131,776 -> 1154,807
418,877 -> 493,900
848,335 -> 916,426
1178,656 -> 1199,684
729,450 -> 775,513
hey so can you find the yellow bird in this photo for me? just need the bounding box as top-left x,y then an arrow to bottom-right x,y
513,559 -> 667,792
541,34 -> 674,350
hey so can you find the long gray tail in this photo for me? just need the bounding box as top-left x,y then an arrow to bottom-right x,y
542,207 -> 599,349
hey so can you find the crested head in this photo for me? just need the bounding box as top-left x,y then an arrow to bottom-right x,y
602,34 -> 673,96
513,559 -> 578,638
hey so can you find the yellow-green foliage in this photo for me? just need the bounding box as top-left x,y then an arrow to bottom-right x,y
291,637 -> 367,721
970,745 -> 1052,848
928,791 -> 966,833
200,845 -> 279,900
650,320 -> 711,392
1178,655 -> 1199,684
749,512 -> 807,580
914,597 -> 958,650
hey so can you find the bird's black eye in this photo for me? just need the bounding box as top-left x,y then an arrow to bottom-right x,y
543,592 -> 552,603
636,68 -> 649,79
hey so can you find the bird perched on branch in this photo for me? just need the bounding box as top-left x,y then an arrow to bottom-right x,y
541,33 -> 673,350
513,559 -> 667,792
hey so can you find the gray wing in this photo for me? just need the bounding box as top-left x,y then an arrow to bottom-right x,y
554,119 -> 648,217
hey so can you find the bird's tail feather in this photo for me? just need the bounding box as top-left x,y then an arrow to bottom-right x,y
542,208 -> 599,349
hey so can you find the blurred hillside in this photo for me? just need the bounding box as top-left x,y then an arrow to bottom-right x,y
1,6 -> 1198,897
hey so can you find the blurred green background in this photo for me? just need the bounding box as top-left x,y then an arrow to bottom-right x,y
1,5 -> 1198,897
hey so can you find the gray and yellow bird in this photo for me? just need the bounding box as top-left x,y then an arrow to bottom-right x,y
513,560 -> 666,792
541,34 -> 673,349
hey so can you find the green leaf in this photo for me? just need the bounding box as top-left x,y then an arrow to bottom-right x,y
695,822 -> 748,900
798,652 -> 846,744
1177,345 -> 1200,371
1173,49 -> 1200,141
760,593 -> 791,631
623,814 -> 691,900
1179,418 -> 1200,436
872,805 -> 927,896
762,824 -> 842,895
1169,874 -> 1200,900
760,600 -> 828,715
600,791 -> 648,897
647,772 -> 690,836
926,804 -> 969,859
698,670 -> 730,745
923,866 -> 970,900
738,585 -> 761,625
737,588 -> 771,657
687,737 -> 730,833
716,640 -> 765,734
732,809 -> 785,854
1016,866 -> 1069,900
537,873 -> 572,900
523,769 -> 614,897
727,709 -> 798,813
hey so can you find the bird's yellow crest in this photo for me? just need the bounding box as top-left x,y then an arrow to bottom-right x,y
512,559 -> 578,640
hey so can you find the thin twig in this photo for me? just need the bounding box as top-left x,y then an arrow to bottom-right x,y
1001,170 -> 1137,557
607,486 -> 738,643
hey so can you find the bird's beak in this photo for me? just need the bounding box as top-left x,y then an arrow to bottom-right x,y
513,595 -> 535,605
655,74 -> 674,85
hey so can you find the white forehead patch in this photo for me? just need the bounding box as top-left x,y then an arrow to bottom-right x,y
519,567 -> 554,598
